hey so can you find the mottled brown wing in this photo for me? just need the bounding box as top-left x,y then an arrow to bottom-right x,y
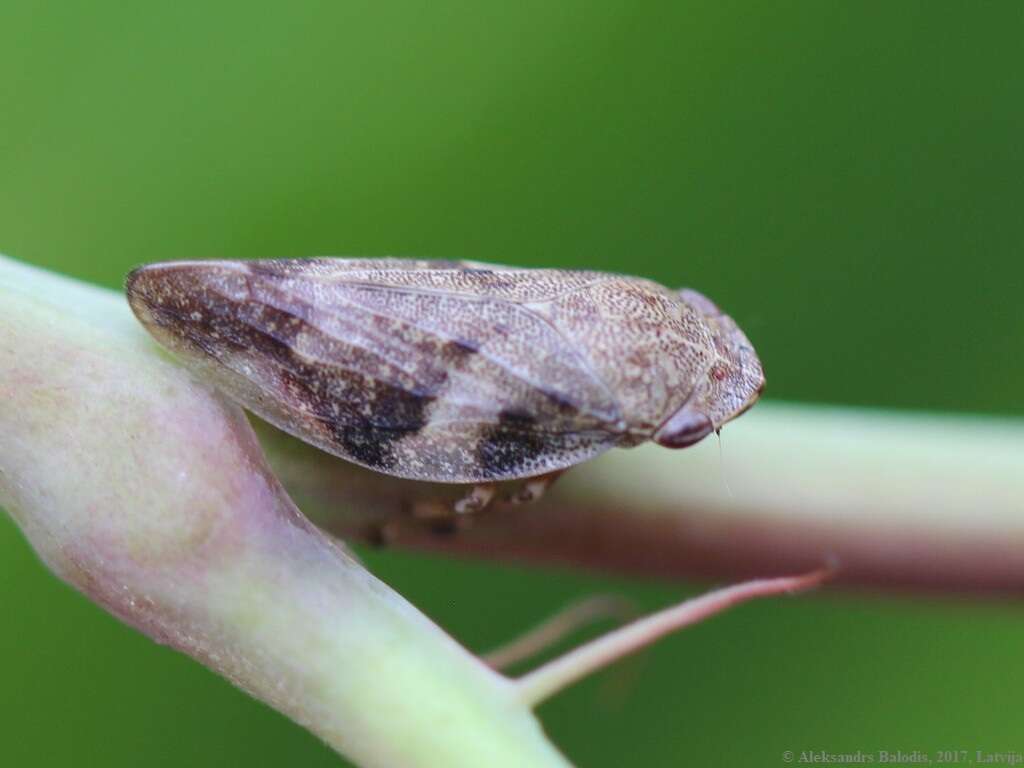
127,259 -> 628,482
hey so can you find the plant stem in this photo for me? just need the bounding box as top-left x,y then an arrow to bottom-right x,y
0,255 -> 571,768
514,568 -> 830,707
262,403 -> 1024,597
483,594 -> 636,670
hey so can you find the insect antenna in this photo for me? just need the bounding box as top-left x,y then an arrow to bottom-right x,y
715,428 -> 736,500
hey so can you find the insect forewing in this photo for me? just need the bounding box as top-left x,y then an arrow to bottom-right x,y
126,259 -> 626,482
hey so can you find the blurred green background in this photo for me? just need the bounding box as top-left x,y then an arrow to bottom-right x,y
2,1 -> 1023,765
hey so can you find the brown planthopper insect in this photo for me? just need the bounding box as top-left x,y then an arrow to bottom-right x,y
125,259 -> 764,515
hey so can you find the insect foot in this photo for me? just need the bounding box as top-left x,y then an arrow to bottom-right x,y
453,483 -> 498,515
508,470 -> 566,505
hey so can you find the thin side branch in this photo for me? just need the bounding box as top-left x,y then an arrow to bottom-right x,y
514,568 -> 832,708
483,595 -> 636,670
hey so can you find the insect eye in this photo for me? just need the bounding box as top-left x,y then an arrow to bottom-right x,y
653,409 -> 714,449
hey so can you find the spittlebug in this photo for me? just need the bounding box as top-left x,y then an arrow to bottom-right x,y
126,259 -> 764,513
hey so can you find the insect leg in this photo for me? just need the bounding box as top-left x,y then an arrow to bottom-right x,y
509,470 -> 566,505
453,483 -> 498,514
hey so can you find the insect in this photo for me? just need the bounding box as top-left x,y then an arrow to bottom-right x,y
126,259 -> 764,515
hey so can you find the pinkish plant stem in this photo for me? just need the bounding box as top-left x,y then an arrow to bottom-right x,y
514,568 -> 832,707
483,594 -> 636,670
260,403 -> 1024,597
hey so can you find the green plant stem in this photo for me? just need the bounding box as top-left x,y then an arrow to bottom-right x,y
258,369 -> 1024,597
0,255 -> 571,768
